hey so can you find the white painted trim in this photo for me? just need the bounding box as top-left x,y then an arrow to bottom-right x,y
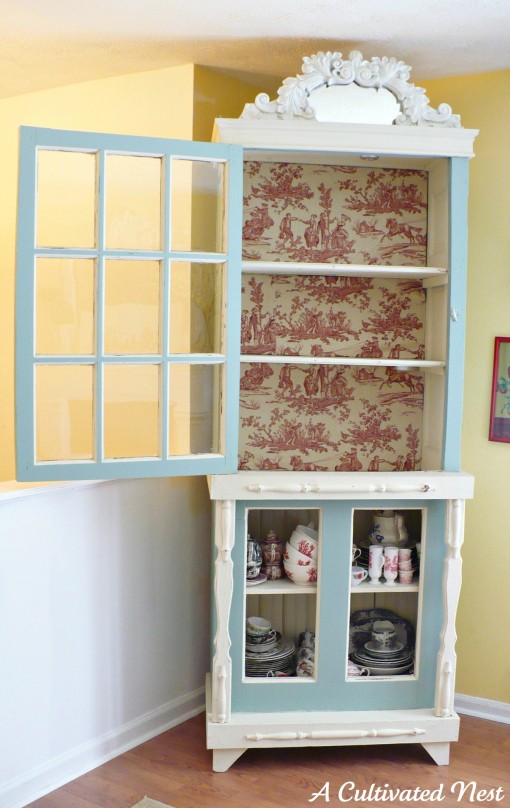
0,688 -> 205,808
213,118 -> 478,158
208,471 -> 475,501
455,694 -> 510,725
0,478 -> 108,504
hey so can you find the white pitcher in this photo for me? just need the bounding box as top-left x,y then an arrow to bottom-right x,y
368,510 -> 408,546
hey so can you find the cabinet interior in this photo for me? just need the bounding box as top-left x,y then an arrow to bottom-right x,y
243,505 -> 424,683
238,155 -> 449,473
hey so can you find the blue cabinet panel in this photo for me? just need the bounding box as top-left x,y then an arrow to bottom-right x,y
228,499 -> 445,714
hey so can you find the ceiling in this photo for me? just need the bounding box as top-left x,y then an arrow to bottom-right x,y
2,0 -> 510,101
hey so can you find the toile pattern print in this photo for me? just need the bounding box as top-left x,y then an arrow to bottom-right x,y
239,162 -> 429,472
239,274 -> 426,472
242,162 -> 428,266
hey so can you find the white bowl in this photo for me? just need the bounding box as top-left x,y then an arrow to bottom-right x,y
283,558 -> 318,585
288,528 -> 318,559
296,524 -> 318,541
283,541 -> 313,566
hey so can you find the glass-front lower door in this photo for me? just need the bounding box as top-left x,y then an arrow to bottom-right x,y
228,499 -> 445,714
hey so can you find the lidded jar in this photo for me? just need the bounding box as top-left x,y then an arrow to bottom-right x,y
260,529 -> 283,563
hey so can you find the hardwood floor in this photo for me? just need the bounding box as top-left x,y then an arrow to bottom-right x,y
27,713 -> 510,808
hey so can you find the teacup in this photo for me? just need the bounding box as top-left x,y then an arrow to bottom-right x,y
352,546 -> 361,563
398,569 -> 413,585
351,565 -> 368,586
398,559 -> 412,571
372,619 -> 397,648
246,628 -> 276,645
246,615 -> 271,637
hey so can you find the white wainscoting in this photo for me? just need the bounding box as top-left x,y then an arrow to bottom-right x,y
455,694 -> 510,724
0,477 -> 211,808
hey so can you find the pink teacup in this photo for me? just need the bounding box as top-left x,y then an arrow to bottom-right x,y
398,569 -> 413,584
351,565 -> 368,586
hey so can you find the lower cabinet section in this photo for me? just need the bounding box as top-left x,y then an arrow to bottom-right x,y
207,677 -> 459,772
206,675 -> 460,770
208,480 -> 470,771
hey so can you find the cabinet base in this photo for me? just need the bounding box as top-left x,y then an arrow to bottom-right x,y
422,741 -> 450,765
211,742 -> 450,771
206,678 -> 459,771
212,748 -> 247,772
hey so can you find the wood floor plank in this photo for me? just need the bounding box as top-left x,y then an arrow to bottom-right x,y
27,713 -> 510,808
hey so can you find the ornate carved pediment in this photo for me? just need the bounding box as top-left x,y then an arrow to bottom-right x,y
241,50 -> 461,128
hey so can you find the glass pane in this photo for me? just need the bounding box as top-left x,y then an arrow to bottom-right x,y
246,508 -> 320,679
36,258 -> 95,356
104,260 -> 160,355
169,262 -> 224,354
168,364 -> 220,455
104,364 -> 160,458
348,508 -> 422,680
171,159 -> 225,253
105,154 -> 162,251
36,150 -> 96,248
35,365 -> 94,461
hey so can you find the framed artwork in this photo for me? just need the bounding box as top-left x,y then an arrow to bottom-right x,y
489,337 -> 510,442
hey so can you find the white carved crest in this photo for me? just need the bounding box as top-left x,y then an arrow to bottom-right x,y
241,50 -> 461,128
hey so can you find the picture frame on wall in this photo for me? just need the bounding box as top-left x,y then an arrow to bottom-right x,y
489,337 -> 510,443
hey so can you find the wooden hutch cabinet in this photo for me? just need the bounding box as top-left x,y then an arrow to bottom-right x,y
15,49 -> 477,775
206,51 -> 477,771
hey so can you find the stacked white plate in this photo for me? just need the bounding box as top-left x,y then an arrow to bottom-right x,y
245,635 -> 296,677
351,640 -> 414,676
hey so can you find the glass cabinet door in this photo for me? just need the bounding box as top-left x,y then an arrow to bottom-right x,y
16,126 -> 242,480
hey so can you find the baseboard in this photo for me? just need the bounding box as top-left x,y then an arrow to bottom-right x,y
455,693 -> 510,724
1,687 -> 205,808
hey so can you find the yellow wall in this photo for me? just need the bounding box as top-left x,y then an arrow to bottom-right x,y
0,64 -> 274,481
421,70 -> 510,702
0,64 -> 196,480
192,66 -> 280,141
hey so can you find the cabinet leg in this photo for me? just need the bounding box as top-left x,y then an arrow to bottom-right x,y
422,741 -> 450,765
212,747 -> 247,772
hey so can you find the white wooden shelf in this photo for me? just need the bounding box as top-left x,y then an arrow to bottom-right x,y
246,577 -> 317,595
242,260 -> 448,282
351,579 -> 419,594
241,354 -> 445,370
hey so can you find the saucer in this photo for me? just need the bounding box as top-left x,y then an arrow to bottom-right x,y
364,640 -> 404,655
246,572 -> 267,586
246,631 -> 280,653
359,660 -> 414,676
355,649 -> 411,665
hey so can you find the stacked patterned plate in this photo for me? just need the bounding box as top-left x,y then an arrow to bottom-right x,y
245,634 -> 296,677
351,639 -> 414,676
